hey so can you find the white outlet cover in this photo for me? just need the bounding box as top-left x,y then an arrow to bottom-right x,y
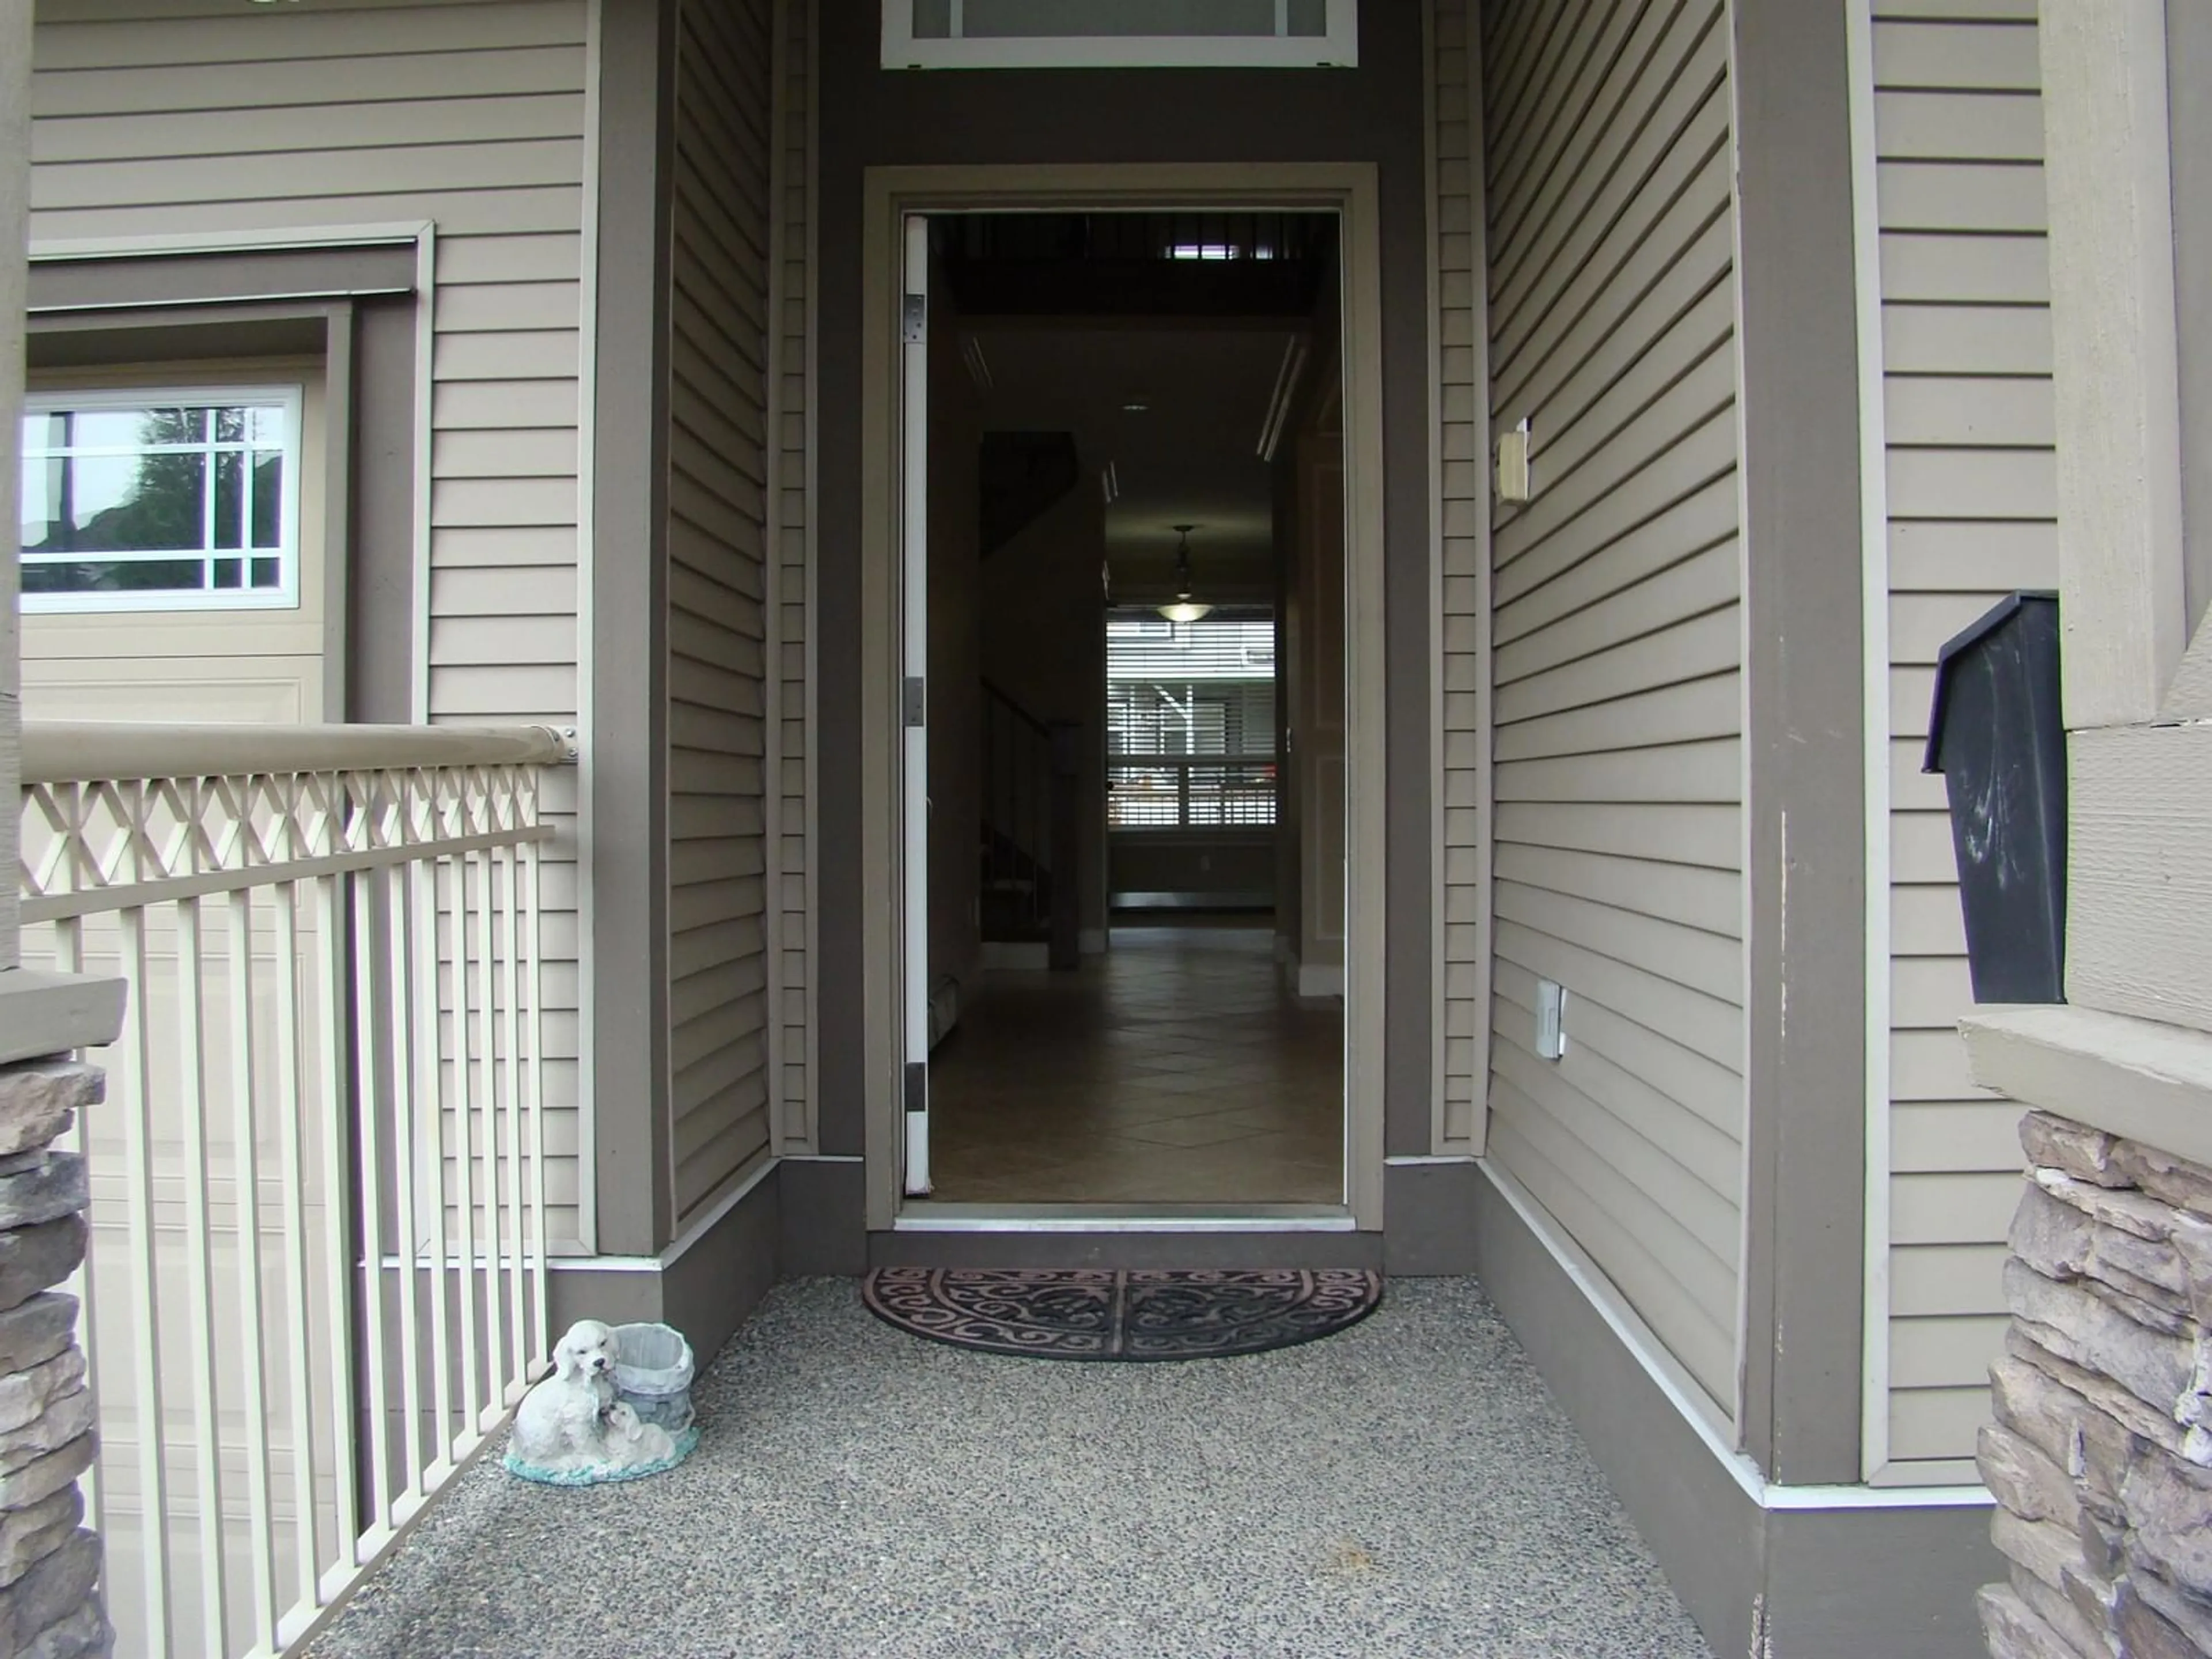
1536,978 -> 1567,1060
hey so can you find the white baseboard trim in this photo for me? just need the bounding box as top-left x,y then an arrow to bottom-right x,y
1296,963 -> 1343,998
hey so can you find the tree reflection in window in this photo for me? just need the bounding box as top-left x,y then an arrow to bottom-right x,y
20,393 -> 296,605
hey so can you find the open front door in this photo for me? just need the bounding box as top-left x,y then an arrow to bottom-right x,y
900,213 -> 933,1196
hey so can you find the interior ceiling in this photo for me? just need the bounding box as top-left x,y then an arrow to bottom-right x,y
965,325 -> 1297,598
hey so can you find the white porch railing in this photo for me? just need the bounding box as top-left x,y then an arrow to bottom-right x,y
18,722 -> 574,1659
1106,755 -> 1279,829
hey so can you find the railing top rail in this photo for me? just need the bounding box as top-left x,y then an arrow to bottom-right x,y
980,679 -> 1054,740
1108,753 -> 1278,767
21,721 -> 577,786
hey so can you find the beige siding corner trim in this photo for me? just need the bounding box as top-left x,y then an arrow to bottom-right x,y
1845,0 -> 1896,1486
858,162 -> 1391,1234
410,226 -> 437,723
2038,0 -> 2186,730
1430,0 -> 1491,1157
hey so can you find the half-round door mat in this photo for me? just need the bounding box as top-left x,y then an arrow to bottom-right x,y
861,1267 -> 1384,1361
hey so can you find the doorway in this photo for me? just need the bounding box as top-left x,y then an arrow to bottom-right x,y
859,166 -> 1388,1232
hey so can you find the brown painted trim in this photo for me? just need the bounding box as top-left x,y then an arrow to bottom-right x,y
2169,0 -> 2212,636
1,0 -> 25,964
546,1158 -> 782,1369
1731,0 -> 1869,1485
28,241 -> 416,315
781,1158 -> 867,1275
25,297 -> 418,725
1382,1160 -> 1480,1274
351,297 -> 418,724
588,0 -> 677,1256
317,302 -> 355,720
27,305 -> 327,363
813,6 -> 1435,1187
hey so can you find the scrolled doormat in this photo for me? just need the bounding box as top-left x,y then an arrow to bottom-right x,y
861,1267 -> 1383,1361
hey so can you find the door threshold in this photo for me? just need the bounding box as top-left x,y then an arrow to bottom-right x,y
893,1201 -> 1357,1233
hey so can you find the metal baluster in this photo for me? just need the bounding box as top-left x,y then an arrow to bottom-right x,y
226,881 -> 278,1650
173,891 -> 230,1655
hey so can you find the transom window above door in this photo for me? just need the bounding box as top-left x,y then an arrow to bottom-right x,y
882,0 -> 1357,69
20,388 -> 302,613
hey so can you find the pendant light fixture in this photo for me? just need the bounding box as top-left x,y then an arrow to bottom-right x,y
1157,524 -> 1213,624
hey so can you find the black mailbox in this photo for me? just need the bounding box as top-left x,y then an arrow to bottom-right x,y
1922,590 -> 2065,1004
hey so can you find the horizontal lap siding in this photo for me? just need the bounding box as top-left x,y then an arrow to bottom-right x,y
773,0 -> 815,1154
1481,0 -> 1744,1419
1435,0 -> 1486,1151
1872,0 -> 2048,1479
666,0 -> 775,1217
29,0 -> 589,1243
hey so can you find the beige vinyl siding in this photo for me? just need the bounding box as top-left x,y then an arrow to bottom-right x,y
28,0 -> 589,1243
772,0 -> 817,1154
1870,0 -> 2050,1479
665,0 -> 777,1217
1480,0 -> 1744,1418
1433,0 -> 1487,1153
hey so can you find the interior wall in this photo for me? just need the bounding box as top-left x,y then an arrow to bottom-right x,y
814,5 -> 1435,1160
1291,426 -> 1347,985
979,479 -> 1107,941
1478,0 -> 1746,1419
1273,426 -> 1302,961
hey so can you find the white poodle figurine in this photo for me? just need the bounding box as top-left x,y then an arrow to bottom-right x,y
512,1320 -> 679,1476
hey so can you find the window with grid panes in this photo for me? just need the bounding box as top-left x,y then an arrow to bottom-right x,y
20,388 -> 301,612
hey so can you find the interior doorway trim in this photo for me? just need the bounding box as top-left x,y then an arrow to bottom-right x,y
858,162 -> 1390,1233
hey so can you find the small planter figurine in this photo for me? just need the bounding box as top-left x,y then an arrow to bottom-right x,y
505,1320 -> 700,1486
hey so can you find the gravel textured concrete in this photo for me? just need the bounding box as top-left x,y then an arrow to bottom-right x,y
306,1277 -> 1712,1658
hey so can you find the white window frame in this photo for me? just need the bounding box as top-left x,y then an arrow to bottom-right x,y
881,0 -> 1358,70
20,383 -> 305,616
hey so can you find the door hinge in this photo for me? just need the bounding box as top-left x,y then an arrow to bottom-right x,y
904,1060 -> 927,1115
902,294 -> 926,345
903,676 -> 926,728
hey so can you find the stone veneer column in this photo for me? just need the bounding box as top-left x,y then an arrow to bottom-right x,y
0,1058 -> 109,1659
1978,1111 -> 2212,1658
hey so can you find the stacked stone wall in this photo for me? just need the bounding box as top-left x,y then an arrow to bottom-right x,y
1979,1111 -> 2212,1658
0,1059 -> 108,1659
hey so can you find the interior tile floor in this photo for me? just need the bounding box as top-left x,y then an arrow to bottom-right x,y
923,918 -> 1343,1205
305,1278 -> 1714,1659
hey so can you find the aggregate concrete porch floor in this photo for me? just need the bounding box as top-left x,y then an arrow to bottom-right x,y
306,1278 -> 1712,1659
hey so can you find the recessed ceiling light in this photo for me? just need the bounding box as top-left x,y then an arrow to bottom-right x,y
1122,399 -> 1149,413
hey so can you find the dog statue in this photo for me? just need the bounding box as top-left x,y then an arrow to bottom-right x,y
512,1319 -> 679,1476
